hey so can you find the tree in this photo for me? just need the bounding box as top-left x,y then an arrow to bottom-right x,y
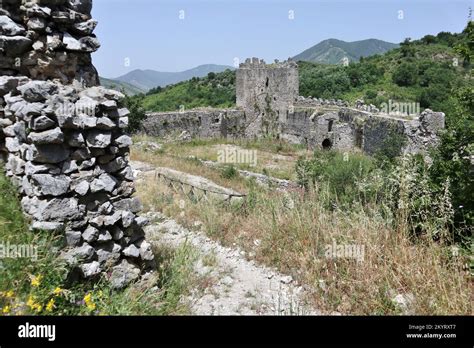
421,35 -> 437,45
400,38 -> 416,57
124,95 -> 146,134
454,20 -> 474,65
392,62 -> 418,86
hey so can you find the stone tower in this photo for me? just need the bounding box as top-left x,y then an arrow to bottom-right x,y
236,58 -> 299,137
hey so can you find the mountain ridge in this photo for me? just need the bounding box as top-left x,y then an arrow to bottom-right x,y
293,38 -> 399,64
106,64 -> 234,93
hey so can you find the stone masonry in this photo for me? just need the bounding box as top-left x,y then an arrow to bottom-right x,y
0,0 -> 99,86
236,58 -> 299,137
143,58 -> 445,156
0,0 -> 154,289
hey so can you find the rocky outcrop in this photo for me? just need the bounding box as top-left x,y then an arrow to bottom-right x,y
0,0 -> 99,86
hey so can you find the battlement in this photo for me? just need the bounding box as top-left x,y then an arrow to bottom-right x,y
239,57 -> 298,69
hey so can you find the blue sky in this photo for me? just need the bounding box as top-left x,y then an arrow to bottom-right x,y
92,0 -> 472,78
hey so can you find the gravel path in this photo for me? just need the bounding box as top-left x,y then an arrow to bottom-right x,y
145,212 -> 319,315
133,159 -> 319,315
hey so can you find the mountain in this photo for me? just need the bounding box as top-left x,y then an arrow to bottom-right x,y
99,77 -> 147,96
293,39 -> 399,64
141,31 -> 466,116
108,64 -> 234,92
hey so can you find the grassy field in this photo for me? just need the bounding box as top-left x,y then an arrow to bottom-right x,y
132,135 -> 310,183
133,138 -> 473,315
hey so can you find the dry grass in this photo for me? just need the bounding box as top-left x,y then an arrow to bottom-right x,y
131,144 -> 250,194
132,135 -> 310,181
133,140 -> 473,315
136,174 -> 472,315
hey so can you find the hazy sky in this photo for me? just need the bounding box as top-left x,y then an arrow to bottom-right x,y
92,0 -> 472,78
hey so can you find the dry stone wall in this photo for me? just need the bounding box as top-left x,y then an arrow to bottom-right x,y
0,0 -> 154,289
1,0 -> 99,86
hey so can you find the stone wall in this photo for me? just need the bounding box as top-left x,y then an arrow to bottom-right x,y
1,0 -> 99,86
143,104 -> 445,156
0,0 -> 154,289
142,58 -> 445,156
142,108 -> 246,139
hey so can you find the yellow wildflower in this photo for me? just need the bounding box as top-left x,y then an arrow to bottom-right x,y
26,296 -> 36,309
52,287 -> 63,296
84,293 -> 96,311
31,275 -> 43,287
26,296 -> 42,312
5,290 -> 14,298
46,299 -> 55,312
2,306 -> 10,314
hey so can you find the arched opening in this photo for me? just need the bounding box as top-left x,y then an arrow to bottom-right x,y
322,138 -> 332,150
328,120 -> 334,132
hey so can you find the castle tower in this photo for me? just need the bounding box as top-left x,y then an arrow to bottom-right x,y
236,58 -> 299,137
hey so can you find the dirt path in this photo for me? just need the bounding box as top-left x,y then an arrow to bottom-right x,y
132,160 -> 319,315
145,212 -> 319,315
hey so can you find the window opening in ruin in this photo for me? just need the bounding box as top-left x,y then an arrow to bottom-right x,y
328,120 -> 334,132
322,138 -> 332,150
265,77 -> 269,87
213,117 -> 220,124
355,127 -> 363,148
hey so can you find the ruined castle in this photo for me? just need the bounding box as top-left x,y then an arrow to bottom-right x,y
144,58 -> 445,155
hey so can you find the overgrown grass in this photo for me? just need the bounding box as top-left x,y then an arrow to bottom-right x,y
132,135 -> 309,181
135,146 -> 473,315
0,171 -> 198,316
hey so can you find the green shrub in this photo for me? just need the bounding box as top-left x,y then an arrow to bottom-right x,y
392,62 -> 418,86
221,165 -> 239,180
374,130 -> 407,167
296,150 -> 377,206
124,94 -> 147,134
